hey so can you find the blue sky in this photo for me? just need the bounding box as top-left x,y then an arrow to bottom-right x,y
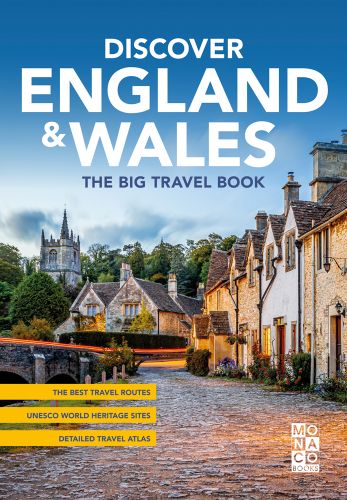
0,0 -> 346,256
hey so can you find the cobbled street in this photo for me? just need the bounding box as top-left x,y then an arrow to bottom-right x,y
0,364 -> 346,499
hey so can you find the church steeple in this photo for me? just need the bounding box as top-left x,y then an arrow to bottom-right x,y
41,229 -> 45,245
60,209 -> 69,239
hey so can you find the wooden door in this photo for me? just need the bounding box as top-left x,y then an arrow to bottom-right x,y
277,325 -> 286,376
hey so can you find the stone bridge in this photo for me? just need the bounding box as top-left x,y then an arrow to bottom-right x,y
0,341 -> 99,384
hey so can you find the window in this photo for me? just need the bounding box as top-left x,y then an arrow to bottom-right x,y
265,244 -> 274,279
248,258 -> 255,286
316,228 -> 329,270
87,304 -> 97,316
124,304 -> 140,318
49,249 -> 57,266
74,251 -> 77,264
285,231 -> 296,271
217,290 -> 221,310
291,322 -> 297,353
263,327 -> 271,355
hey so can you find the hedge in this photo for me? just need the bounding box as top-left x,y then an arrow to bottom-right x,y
59,331 -> 187,349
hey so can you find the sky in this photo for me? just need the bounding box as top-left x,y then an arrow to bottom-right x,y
0,0 -> 347,257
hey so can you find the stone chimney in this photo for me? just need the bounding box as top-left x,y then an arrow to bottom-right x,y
310,130 -> 347,202
255,210 -> 268,231
197,282 -> 205,301
282,172 -> 301,215
120,262 -> 131,287
168,273 -> 177,299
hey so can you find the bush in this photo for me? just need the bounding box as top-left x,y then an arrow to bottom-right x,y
11,317 -> 54,341
10,272 -> 69,327
321,376 -> 347,404
185,346 -> 194,372
187,349 -> 210,376
291,352 -> 311,386
99,339 -> 138,376
128,300 -> 156,334
248,344 -> 273,381
60,331 -> 187,349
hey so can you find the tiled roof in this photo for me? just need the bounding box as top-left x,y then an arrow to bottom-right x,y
313,179 -> 347,228
291,201 -> 330,236
193,314 -> 209,338
247,230 -> 265,261
92,283 -> 120,306
208,311 -> 231,336
268,214 -> 286,246
71,278 -> 200,317
176,294 -> 202,316
135,279 -> 183,313
206,249 -> 229,292
233,240 -> 247,271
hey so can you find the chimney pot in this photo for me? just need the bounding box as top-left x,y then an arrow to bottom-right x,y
255,210 -> 268,231
282,172 -> 301,215
168,273 -> 177,299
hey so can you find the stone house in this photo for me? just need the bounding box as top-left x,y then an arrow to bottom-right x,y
234,218 -> 266,369
192,249 -> 234,369
298,136 -> 347,380
55,263 -> 202,337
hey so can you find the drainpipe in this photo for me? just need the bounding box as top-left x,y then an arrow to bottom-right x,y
255,264 -> 263,351
228,278 -> 240,365
258,257 -> 278,352
311,231 -> 316,385
295,240 -> 303,352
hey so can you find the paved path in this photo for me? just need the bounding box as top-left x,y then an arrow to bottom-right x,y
0,367 -> 346,499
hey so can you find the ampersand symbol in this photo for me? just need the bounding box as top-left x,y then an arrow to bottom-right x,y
42,122 -> 66,148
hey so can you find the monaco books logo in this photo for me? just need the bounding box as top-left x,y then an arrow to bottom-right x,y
291,423 -> 320,473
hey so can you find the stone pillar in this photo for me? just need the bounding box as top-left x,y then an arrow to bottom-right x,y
79,357 -> 90,383
34,353 -> 46,383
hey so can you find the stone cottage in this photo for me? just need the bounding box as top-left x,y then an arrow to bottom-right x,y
299,135 -> 347,380
55,263 -> 202,338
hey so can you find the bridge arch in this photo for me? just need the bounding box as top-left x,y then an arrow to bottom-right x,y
0,368 -> 30,384
46,373 -> 78,384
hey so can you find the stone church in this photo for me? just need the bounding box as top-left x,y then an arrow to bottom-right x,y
40,210 -> 81,287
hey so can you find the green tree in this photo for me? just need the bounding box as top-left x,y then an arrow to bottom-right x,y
124,242 -> 146,278
23,256 -> 39,276
12,317 -> 54,341
10,272 -> 70,327
0,281 -> 14,330
99,338 -> 138,375
98,272 -> 114,283
0,243 -> 23,286
128,300 -> 156,334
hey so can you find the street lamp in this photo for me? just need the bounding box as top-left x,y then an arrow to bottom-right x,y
335,301 -> 346,317
324,257 -> 347,275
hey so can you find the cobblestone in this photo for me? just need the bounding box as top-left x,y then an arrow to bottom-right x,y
0,367 -> 346,499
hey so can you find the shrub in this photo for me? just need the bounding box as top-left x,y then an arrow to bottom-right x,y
60,331 -> 187,349
185,346 -> 194,371
248,344 -> 273,381
188,349 -> 210,376
99,339 -> 138,376
11,317 -> 54,341
321,376 -> 347,404
291,352 -> 311,386
128,300 -> 156,334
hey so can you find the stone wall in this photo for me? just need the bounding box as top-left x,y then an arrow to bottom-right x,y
0,344 -> 99,383
303,213 -> 347,379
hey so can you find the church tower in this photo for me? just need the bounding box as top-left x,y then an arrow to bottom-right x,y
40,210 -> 81,287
